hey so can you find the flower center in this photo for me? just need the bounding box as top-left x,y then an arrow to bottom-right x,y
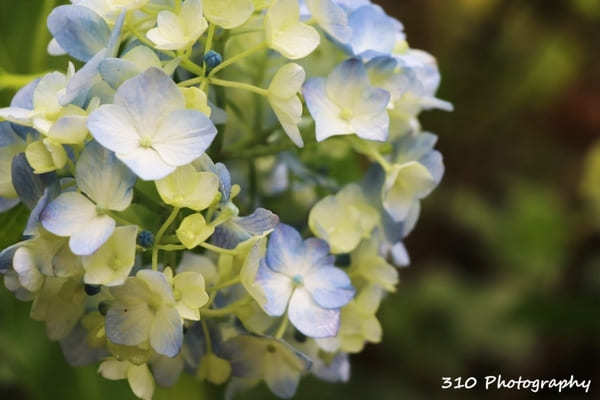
292,274 -> 304,287
139,136 -> 153,148
340,108 -> 353,121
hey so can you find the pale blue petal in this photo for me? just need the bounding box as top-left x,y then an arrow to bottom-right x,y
9,79 -> 40,139
303,237 -> 333,267
348,5 -> 397,57
87,104 -> 141,155
266,224 -> 304,276
47,38 -> 67,56
264,354 -> 302,399
352,107 -> 389,141
288,288 -> 340,338
312,352 -> 350,383
107,10 -> 126,57
304,266 -> 354,309
40,191 -> 96,236
212,208 -> 279,250
325,58 -> 370,108
60,49 -> 106,106
75,141 -> 136,211
214,162 -> 232,201
106,301 -> 154,346
60,324 -> 106,366
69,214 -> 115,255
255,259 -> 293,316
306,0 -> 351,43
47,5 -> 110,62
153,109 -> 217,166
302,78 -> 349,141
11,153 -> 54,210
150,306 -> 183,357
99,58 -> 142,89
151,355 -> 184,387
114,68 -> 185,137
24,183 -> 60,236
420,150 -> 444,185
137,270 -> 175,303
0,242 -> 23,274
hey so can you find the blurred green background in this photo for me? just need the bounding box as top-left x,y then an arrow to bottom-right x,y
2,0 -> 600,399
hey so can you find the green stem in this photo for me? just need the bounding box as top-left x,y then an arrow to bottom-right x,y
180,57 -> 205,76
209,276 -> 242,293
178,76 -> 207,87
204,23 -> 216,58
274,314 -> 289,339
209,78 -> 268,96
199,242 -> 239,255
158,244 -> 186,251
152,207 -> 180,271
200,318 -> 213,353
200,296 -> 251,318
209,42 -> 267,77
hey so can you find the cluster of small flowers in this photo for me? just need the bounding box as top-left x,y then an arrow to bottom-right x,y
0,0 -> 450,398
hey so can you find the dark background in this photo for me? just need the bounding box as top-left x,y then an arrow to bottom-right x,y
1,0 -> 600,398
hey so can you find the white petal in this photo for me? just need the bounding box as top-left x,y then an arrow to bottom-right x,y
153,109 -> 217,167
302,78 -> 350,141
69,214 -> 116,255
270,23 -> 320,60
128,363 -> 155,400
113,68 -> 185,138
48,115 -> 89,145
99,359 -> 129,380
41,192 -> 96,237
75,141 -> 136,211
0,107 -> 34,126
268,63 -> 305,98
87,104 -> 141,154
118,146 -> 175,181
288,288 -> 340,338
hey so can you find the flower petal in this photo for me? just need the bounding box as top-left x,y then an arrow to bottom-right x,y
150,306 -> 183,357
288,288 -> 340,338
47,5 -> 111,62
265,223 -> 304,276
41,191 -> 96,237
255,258 -> 293,316
153,109 -> 217,167
304,266 -> 354,309
69,214 -> 116,256
113,68 -> 185,138
75,141 -> 136,211
105,301 -> 153,346
87,104 -> 141,155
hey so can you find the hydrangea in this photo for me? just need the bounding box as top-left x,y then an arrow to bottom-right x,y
0,0 -> 450,398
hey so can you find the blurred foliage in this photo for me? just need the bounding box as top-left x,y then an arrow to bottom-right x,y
2,0 -> 600,399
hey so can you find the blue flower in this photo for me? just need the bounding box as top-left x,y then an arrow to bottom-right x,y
87,68 -> 218,180
40,141 -> 136,255
346,4 -> 403,59
303,58 -> 390,142
255,224 -> 355,338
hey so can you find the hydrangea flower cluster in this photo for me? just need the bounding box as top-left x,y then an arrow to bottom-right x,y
0,0 -> 450,398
